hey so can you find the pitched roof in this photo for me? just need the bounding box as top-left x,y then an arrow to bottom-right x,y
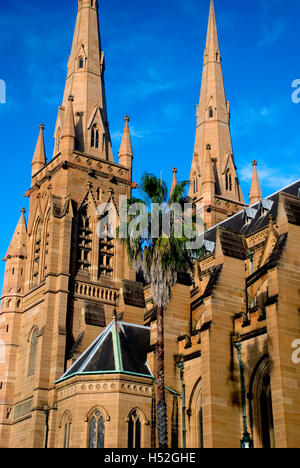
205,180 -> 300,244
57,320 -> 153,383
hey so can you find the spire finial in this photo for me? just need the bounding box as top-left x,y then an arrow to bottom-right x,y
170,168 -> 178,198
249,160 -> 262,205
5,209 -> 28,260
32,123 -> 46,178
205,0 -> 219,62
119,116 -> 133,170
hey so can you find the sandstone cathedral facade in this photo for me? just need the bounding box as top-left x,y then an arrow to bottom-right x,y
0,0 -> 299,449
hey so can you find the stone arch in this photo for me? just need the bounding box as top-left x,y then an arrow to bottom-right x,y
59,409 -> 73,428
86,405 -> 110,423
31,216 -> 43,286
188,377 -> 203,448
126,407 -> 149,449
249,356 -> 275,448
86,406 -> 110,449
59,410 -> 72,448
28,326 -> 39,376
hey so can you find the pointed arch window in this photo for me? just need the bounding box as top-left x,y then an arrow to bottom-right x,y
190,379 -> 204,448
77,207 -> 92,273
98,211 -> 114,278
226,170 -> 233,191
43,213 -> 50,279
78,56 -> 84,70
250,358 -> 275,448
209,107 -> 214,119
91,124 -> 100,149
28,327 -> 39,376
32,220 -> 42,286
128,410 -> 142,449
88,410 -> 105,448
61,412 -> 72,448
56,128 -> 61,154
193,173 -> 198,195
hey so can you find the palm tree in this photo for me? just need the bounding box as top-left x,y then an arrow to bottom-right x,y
119,173 -> 204,448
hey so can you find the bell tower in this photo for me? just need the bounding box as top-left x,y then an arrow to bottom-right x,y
0,0 -> 137,448
189,0 -> 245,228
53,0 -> 113,161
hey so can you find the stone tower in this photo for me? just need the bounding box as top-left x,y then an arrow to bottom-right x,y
53,0 -> 113,162
189,0 -> 245,228
0,0 -> 138,448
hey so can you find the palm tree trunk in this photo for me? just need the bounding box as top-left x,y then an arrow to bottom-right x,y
156,305 -> 168,448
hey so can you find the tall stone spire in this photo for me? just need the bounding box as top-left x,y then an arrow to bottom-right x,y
189,0 -> 245,227
32,124 -> 46,177
249,160 -> 262,205
53,0 -> 113,161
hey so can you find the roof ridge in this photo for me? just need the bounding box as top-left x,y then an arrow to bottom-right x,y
204,179 -> 300,237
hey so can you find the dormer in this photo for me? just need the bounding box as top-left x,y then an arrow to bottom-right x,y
259,199 -> 274,217
243,207 -> 258,225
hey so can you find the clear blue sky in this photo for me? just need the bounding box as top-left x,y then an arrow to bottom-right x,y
0,0 -> 300,287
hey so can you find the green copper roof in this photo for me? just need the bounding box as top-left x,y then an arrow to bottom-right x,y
56,320 -> 153,384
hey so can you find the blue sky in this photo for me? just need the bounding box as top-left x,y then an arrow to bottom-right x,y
0,0 -> 300,286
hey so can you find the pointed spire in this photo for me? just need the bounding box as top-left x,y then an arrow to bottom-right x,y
118,116 -> 133,171
249,161 -> 262,205
189,0 -> 244,219
5,209 -> 27,260
54,0 -> 113,160
170,168 -> 178,198
32,124 -> 46,177
61,95 -> 75,155
205,0 -> 220,63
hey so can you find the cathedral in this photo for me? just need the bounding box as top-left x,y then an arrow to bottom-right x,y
0,0 -> 299,449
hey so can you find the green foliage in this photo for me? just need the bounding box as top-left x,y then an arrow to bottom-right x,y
118,172 -> 206,309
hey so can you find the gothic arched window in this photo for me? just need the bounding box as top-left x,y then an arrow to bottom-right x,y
226,171 -> 233,191
193,173 -> 198,195
250,358 -> 275,448
91,124 -> 100,149
32,220 -> 42,286
98,211 -> 114,278
56,127 -> 61,154
61,412 -> 72,448
88,410 -> 105,449
78,56 -> 84,69
77,208 -> 92,273
189,378 -> 204,448
43,212 -> 50,279
28,327 -> 39,376
128,410 -> 142,449
209,107 -> 214,119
